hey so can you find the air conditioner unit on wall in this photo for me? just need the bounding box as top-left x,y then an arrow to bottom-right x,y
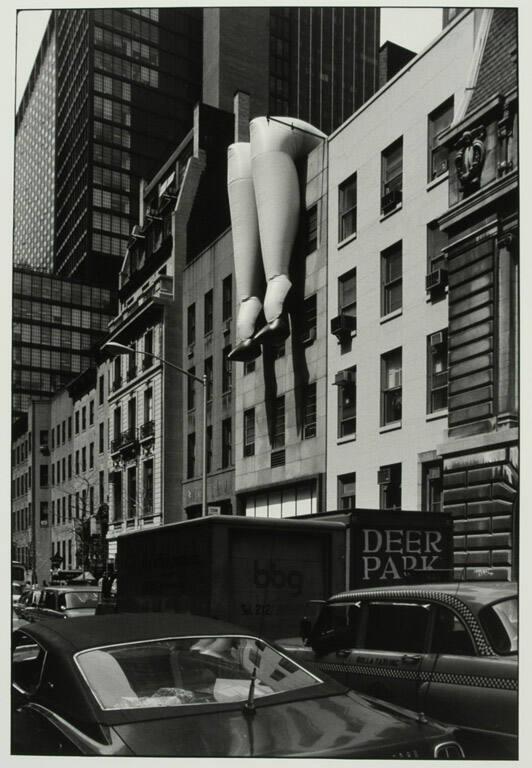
430,331 -> 445,348
334,370 -> 356,387
426,269 -> 448,292
330,314 -> 356,340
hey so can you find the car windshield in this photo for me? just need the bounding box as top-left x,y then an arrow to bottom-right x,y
76,635 -> 321,710
62,591 -> 100,609
480,597 -> 518,654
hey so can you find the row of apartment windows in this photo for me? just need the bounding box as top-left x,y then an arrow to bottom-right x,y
13,470 -> 31,499
13,435 -> 32,466
187,275 -> 232,345
13,300 -> 110,330
187,419 -> 232,479
336,332 -> 448,438
337,460 -> 443,513
112,389 -> 153,447
111,459 -> 154,520
241,383 -> 317,459
94,50 -> 159,90
337,97 -> 454,242
14,323 -> 102,349
13,273 -> 111,308
13,505 -> 32,532
112,330 -> 155,390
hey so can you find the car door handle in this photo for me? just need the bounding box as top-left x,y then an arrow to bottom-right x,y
336,649 -> 351,658
401,654 -> 422,664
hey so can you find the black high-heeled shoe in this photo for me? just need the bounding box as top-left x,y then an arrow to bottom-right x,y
228,337 -> 261,362
253,316 -> 290,347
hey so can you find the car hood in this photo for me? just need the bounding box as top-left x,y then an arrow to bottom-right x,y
109,691 -> 449,758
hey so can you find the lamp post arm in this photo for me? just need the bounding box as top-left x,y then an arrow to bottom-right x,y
131,349 -> 205,386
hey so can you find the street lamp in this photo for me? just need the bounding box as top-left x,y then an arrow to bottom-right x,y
103,341 -> 208,517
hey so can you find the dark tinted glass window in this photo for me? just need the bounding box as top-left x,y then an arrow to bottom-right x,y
364,602 -> 429,652
430,606 -> 475,655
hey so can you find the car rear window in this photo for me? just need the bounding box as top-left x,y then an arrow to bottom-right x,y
76,635 -> 321,710
62,591 -> 100,609
480,597 -> 518,654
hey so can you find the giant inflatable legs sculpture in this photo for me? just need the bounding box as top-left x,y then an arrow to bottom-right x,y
227,116 -> 325,362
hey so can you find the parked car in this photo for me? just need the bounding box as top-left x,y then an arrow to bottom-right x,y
12,607 -> 28,633
23,586 -> 100,622
14,587 -> 42,621
278,581 -> 517,759
12,613 -> 466,758
12,582 -> 26,605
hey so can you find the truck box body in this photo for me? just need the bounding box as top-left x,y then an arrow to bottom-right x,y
307,509 -> 453,589
116,510 -> 452,636
116,515 -> 346,637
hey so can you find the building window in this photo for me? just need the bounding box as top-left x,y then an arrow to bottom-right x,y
143,460 -> 153,516
222,346 -> 232,393
68,454 -> 72,479
187,433 -> 196,479
338,173 -> 357,241
98,375 -> 104,405
74,411 -> 80,434
187,303 -> 196,345
113,356 -> 121,389
422,461 -> 443,512
427,330 -> 448,412
89,443 -> 94,469
113,407 -> 121,446
144,329 -> 153,361
40,501 -> 48,527
428,97 -> 453,180
39,464 -> 48,488
271,396 -> 285,449
99,423 -> 104,453
302,382 -> 317,439
62,421 -> 66,443
75,450 -> 80,475
243,408 -> 255,457
82,447 -> 87,473
113,474 -> 122,522
378,463 -> 402,510
204,289 -> 213,335
89,400 -> 94,426
381,348 -> 402,425
381,137 -> 403,214
306,204 -> 318,253
427,221 -> 448,275
187,368 -> 196,411
338,473 -> 356,510
127,466 -> 136,518
222,275 -> 232,321
128,397 -> 136,432
381,241 -> 402,316
81,406 -> 87,431
205,357 -> 213,402
337,367 -> 356,438
99,471 -> 105,506
302,294 -> 317,343
339,268 -> 356,319
221,418 -> 232,468
206,425 -> 213,473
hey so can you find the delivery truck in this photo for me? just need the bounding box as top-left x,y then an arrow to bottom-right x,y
115,510 -> 452,638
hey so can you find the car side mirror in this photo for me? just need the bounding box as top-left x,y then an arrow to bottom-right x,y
12,685 -> 29,709
300,617 -> 313,644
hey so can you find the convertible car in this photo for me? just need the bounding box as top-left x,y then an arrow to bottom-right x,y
12,613 -> 465,758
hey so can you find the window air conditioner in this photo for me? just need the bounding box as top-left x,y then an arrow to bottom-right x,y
334,370 -> 356,387
381,188 -> 402,214
330,314 -> 356,339
426,269 -> 448,292
430,331 -> 445,348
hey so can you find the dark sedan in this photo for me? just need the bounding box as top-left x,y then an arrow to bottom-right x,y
278,581 -> 517,759
12,613 -> 466,758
